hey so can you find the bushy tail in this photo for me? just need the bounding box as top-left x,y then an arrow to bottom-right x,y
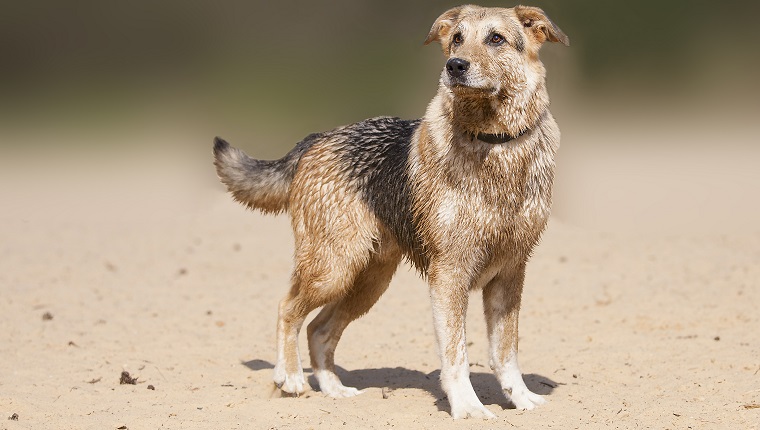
213,137 -> 297,214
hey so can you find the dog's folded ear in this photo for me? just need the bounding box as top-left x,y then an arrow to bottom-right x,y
515,5 -> 569,47
424,6 -> 464,46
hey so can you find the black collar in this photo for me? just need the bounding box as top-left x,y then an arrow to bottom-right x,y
472,128 -> 529,144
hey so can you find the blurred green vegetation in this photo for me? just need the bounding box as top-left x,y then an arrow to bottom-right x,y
1,0 -> 758,150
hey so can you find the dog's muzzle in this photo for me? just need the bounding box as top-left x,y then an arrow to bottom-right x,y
446,58 -> 470,79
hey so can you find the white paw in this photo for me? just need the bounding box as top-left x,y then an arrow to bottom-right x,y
322,384 -> 363,398
494,355 -> 547,411
450,401 -> 497,420
273,365 -> 306,395
314,370 -> 364,398
507,387 -> 546,410
445,379 -> 496,419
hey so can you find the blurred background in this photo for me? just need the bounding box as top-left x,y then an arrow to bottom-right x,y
1,0 -> 759,233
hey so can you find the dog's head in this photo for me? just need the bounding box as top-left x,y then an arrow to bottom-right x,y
425,5 -> 568,99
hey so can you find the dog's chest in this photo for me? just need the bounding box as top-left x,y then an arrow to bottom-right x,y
433,142 -> 553,247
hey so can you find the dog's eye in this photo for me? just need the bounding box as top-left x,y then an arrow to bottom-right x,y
488,33 -> 505,45
452,33 -> 463,45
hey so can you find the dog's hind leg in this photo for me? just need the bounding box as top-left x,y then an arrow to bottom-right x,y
306,243 -> 401,398
273,284 -> 315,395
483,264 -> 546,410
273,249 -> 357,395
273,222 -> 382,396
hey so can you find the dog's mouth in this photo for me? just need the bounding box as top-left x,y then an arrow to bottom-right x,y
445,80 -> 498,97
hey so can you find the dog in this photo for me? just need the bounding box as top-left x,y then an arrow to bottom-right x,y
213,4 -> 568,419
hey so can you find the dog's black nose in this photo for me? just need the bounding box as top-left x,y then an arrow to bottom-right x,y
446,58 -> 470,78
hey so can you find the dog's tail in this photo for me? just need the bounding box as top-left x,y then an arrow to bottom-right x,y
213,136 -> 301,214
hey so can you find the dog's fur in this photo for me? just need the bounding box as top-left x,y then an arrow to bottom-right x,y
213,4 -> 568,419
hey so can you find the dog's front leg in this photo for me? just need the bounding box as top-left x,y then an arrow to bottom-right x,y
429,269 -> 496,419
483,265 -> 546,410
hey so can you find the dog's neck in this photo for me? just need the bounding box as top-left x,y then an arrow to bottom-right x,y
440,82 -> 550,140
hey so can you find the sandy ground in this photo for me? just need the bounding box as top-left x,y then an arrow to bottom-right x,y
1,127 -> 759,430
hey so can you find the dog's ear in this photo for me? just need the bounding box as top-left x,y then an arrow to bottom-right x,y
424,6 -> 464,46
514,5 -> 569,47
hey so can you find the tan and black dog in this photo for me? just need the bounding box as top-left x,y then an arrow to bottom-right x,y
214,4 -> 568,419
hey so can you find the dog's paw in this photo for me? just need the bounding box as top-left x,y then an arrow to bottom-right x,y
495,363 -> 547,410
450,401 -> 497,420
275,374 -> 306,395
507,387 -> 546,410
442,368 -> 496,419
314,370 -> 364,398
273,367 -> 306,395
322,384 -> 363,398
